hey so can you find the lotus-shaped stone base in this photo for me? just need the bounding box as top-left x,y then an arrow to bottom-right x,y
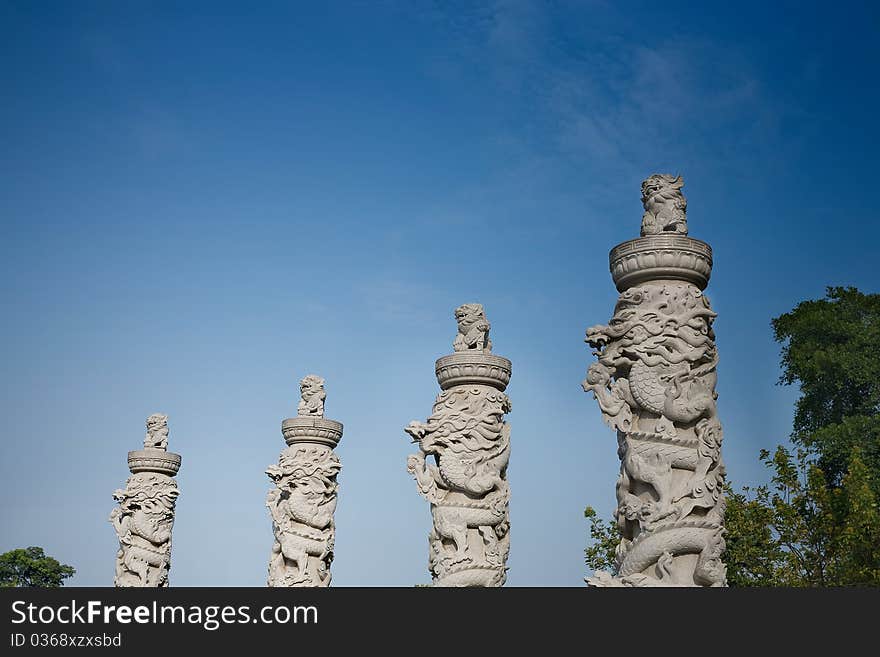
435,352 -> 512,391
610,235 -> 712,292
127,449 -> 181,476
282,417 -> 344,448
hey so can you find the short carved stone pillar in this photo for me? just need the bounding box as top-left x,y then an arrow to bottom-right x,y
109,414 -> 181,587
583,175 -> 727,587
266,375 -> 343,587
406,304 -> 513,587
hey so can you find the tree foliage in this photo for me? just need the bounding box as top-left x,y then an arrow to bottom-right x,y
725,447 -> 880,586
773,286 -> 880,489
0,546 -> 76,588
726,286 -> 880,586
583,506 -> 619,574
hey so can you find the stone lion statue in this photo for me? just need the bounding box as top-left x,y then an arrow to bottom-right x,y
640,174 -> 687,236
453,303 -> 492,352
145,413 -> 169,450
297,375 -> 326,417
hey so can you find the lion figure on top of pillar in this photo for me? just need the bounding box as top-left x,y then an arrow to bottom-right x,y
453,303 -> 492,352
640,174 -> 687,236
297,375 -> 326,417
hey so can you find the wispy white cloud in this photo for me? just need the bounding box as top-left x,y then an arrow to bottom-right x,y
419,0 -> 797,206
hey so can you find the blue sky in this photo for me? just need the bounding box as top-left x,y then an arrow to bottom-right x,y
1,0 -> 878,586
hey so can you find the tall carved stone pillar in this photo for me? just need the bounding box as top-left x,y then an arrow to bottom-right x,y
266,375 -> 343,587
406,304 -> 513,587
583,175 -> 727,587
109,414 -> 181,587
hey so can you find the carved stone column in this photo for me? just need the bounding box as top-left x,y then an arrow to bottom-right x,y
266,375 -> 343,587
109,414 -> 181,587
406,304 -> 513,587
583,175 -> 727,587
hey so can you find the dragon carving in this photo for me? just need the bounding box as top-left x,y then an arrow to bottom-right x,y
407,304 -> 511,586
266,444 -> 340,587
584,279 -> 727,587
406,387 -> 511,586
109,473 -> 178,587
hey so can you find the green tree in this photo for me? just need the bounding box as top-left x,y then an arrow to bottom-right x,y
772,286 -> 880,490
725,286 -> 880,586
0,546 -> 76,587
583,506 -> 619,573
833,450 -> 880,584
724,446 -> 880,586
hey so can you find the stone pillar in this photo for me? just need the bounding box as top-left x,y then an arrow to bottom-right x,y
406,303 -> 513,587
109,414 -> 181,587
266,375 -> 343,587
583,175 -> 727,587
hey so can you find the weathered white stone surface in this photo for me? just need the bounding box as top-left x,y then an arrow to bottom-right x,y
144,413 -> 169,449
584,175 -> 727,587
110,414 -> 180,587
452,303 -> 493,352
406,304 -> 512,587
640,174 -> 688,236
267,375 -> 342,587
297,374 -> 326,417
